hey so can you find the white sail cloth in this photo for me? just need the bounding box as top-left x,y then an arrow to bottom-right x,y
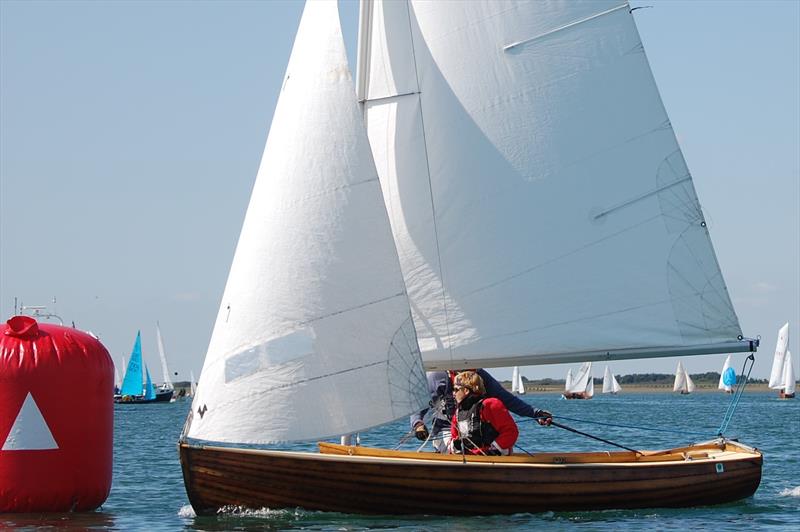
718,355 -> 732,392
673,361 -> 695,393
769,323 -> 789,389
156,323 -> 173,389
358,0 -> 744,369
568,362 -> 593,396
602,365 -> 621,394
188,0 -> 427,444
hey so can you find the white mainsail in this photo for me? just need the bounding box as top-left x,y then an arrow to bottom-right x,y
568,362 -> 593,396
511,366 -> 520,393
358,0 -> 748,370
189,370 -> 196,398
188,0 -> 427,444
564,368 -> 574,392
782,350 -> 795,395
718,355 -> 732,392
602,365 -> 621,394
516,370 -> 525,395
769,323 -> 789,389
156,322 -> 173,390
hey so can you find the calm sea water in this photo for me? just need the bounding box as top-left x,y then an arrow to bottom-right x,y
2,391 -> 798,530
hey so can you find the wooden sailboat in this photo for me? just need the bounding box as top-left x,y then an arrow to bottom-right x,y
603,365 -> 622,394
562,362 -> 594,399
769,323 -> 795,399
673,361 -> 696,395
179,0 -> 761,515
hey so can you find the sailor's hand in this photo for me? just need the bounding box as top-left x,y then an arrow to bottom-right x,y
413,422 -> 430,441
536,410 -> 553,426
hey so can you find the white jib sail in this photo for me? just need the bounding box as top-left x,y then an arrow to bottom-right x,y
685,370 -> 696,393
569,362 -> 592,394
156,322 -> 173,389
516,371 -> 525,395
769,323 -> 789,389
564,368 -> 574,392
511,366 -> 520,392
783,350 -> 795,395
188,0 -> 428,444
718,355 -> 732,391
359,0 -> 745,369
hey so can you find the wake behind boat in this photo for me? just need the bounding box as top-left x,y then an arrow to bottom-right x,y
180,0 -> 761,515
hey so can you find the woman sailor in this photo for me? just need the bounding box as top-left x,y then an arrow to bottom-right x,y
448,371 -> 519,456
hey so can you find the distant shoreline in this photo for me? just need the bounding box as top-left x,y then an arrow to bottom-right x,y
507,383 -> 777,394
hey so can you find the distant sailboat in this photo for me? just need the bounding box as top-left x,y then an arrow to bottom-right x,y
673,361 -> 695,395
602,366 -> 621,394
718,355 -> 735,393
156,322 -> 176,402
768,323 -> 795,399
563,362 -> 593,399
189,371 -> 197,398
511,366 -> 525,394
115,331 -> 173,404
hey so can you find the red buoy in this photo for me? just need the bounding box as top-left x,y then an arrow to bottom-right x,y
0,316 -> 113,512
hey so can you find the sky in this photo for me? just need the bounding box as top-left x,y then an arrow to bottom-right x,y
1,0 -> 798,384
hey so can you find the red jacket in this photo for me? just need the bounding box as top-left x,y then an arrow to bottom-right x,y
450,397 -> 519,454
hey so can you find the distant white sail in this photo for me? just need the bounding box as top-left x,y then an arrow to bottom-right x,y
156,322 -> 173,390
674,361 -> 694,394
516,370 -> 525,395
569,362 -> 593,395
769,323 -> 789,389
783,350 -> 795,395
511,366 -> 520,393
602,365 -> 621,394
718,355 -> 732,392
187,0 -> 427,444
189,370 -> 196,397
564,368 -> 574,392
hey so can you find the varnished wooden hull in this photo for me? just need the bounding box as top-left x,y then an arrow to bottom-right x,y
180,439 -> 761,516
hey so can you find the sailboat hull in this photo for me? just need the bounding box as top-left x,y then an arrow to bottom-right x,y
562,392 -> 592,400
179,440 -> 761,515
114,390 -> 174,404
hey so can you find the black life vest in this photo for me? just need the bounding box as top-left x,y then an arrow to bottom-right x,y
454,396 -> 499,452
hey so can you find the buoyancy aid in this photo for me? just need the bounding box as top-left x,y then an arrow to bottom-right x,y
454,396 -> 498,453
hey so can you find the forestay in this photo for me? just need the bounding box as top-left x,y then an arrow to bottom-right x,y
188,0 -> 427,445
357,0 -> 750,369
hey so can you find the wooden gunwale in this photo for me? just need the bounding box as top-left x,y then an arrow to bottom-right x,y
180,439 -> 761,515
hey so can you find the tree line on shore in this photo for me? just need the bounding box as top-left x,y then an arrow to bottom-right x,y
512,372 -> 768,386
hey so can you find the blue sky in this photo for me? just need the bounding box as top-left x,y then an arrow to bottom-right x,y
1,0 -> 797,383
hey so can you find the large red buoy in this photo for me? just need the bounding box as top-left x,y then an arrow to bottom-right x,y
0,316 -> 113,512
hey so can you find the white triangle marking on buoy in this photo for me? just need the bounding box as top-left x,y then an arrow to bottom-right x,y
2,392 -> 58,450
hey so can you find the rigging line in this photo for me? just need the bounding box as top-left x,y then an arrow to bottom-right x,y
525,415 -> 713,438
717,353 -> 755,436
551,420 -> 642,455
504,3 -> 629,51
403,0 -> 454,363
593,176 -> 692,220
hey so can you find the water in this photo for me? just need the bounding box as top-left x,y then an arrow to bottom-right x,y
2,392 -> 798,530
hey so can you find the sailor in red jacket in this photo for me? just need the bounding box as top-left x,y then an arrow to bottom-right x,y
449,370 -> 519,455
